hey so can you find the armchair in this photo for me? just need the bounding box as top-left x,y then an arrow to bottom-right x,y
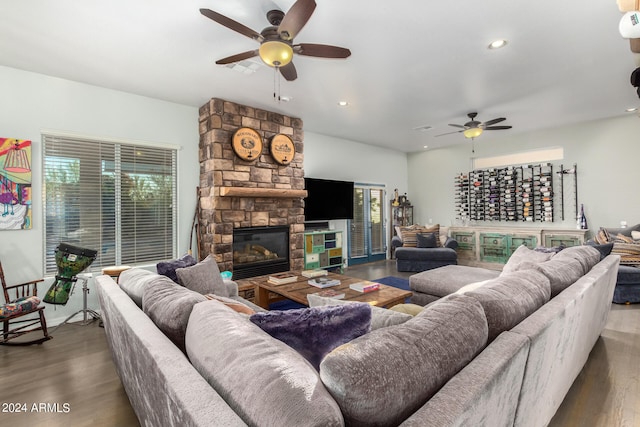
394,230 -> 459,273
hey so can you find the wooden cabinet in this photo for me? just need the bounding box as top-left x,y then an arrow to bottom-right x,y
390,204 -> 413,258
304,231 -> 343,271
479,233 -> 510,263
449,226 -> 586,269
450,229 -> 476,261
543,233 -> 581,248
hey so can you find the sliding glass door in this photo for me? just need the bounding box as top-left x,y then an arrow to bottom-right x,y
349,184 -> 386,266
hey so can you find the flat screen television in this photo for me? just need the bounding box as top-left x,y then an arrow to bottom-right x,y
304,177 -> 354,221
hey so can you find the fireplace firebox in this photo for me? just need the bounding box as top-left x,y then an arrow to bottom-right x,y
232,226 -> 290,279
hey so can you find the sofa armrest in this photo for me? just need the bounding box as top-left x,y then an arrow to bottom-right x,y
444,237 -> 459,250
224,279 -> 239,297
392,235 -> 404,249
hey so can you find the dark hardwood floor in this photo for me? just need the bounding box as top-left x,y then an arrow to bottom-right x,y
1,260 -> 637,427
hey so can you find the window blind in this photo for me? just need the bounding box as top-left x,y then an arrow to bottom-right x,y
43,134 -> 177,274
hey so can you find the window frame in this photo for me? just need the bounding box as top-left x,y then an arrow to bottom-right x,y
42,131 -> 179,274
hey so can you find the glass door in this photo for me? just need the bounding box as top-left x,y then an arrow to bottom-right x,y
349,184 -> 386,266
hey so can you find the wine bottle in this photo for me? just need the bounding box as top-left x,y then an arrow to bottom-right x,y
580,204 -> 588,230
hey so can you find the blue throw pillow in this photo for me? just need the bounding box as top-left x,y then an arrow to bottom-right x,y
250,304 -> 372,370
156,253 -> 197,283
416,232 -> 438,248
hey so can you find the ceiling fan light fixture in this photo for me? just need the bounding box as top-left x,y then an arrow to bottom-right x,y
259,41 -> 293,67
488,39 -> 508,50
463,127 -> 483,139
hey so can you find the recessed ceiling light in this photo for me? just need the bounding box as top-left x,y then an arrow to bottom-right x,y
338,101 -> 349,107
625,107 -> 638,112
280,96 -> 293,102
488,39 -> 508,50
423,145 -> 429,149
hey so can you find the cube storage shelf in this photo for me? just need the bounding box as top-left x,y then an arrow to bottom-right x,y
304,230 -> 343,271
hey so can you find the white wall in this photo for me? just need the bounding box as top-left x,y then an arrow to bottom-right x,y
408,114 -> 640,235
303,131 -> 409,262
0,66 -> 199,325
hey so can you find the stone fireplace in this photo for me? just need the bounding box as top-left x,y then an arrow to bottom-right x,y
197,98 -> 306,277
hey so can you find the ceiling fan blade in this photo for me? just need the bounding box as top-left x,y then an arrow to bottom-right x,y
200,9 -> 262,41
278,0 -> 316,40
482,117 -> 506,127
448,124 -> 466,129
294,43 -> 351,58
279,62 -> 298,81
435,130 -> 464,137
215,50 -> 260,65
484,125 -> 512,130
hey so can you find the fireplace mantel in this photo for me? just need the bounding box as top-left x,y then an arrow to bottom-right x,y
219,187 -> 308,199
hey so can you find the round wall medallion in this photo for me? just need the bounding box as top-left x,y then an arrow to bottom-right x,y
232,127 -> 263,161
270,134 -> 295,165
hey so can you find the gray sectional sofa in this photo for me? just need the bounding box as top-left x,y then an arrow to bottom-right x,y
96,246 -> 619,427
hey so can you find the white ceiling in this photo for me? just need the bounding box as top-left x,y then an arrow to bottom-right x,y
1,0 -> 637,152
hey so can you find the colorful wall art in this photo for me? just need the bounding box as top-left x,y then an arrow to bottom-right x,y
0,138 -> 32,230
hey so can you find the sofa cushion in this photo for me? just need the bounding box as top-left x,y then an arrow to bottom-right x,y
156,253 -> 196,283
118,268 -> 161,308
416,232 -> 438,248
175,255 -> 229,297
186,300 -> 344,427
250,304 -> 371,370
552,245 -> 601,274
454,279 -> 493,294
142,275 -> 207,352
465,270 -> 551,341
307,293 -> 413,330
319,294 -> 488,427
501,245 -> 554,275
515,258 -> 585,297
0,296 -> 41,319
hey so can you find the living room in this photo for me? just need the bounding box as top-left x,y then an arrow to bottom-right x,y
1,1 -> 640,426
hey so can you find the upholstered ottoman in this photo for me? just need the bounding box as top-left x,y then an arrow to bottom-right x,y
409,265 -> 501,306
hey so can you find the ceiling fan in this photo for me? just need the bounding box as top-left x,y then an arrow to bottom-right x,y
200,0 -> 351,81
436,112 -> 512,139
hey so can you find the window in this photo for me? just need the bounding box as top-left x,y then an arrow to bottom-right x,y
43,133 -> 177,274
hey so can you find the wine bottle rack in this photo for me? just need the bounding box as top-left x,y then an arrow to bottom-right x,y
454,163 -> 565,223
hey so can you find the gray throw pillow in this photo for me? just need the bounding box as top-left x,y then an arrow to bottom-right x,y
319,294 -> 488,427
142,275 -> 207,353
307,293 -> 412,330
186,300 -> 344,427
501,245 -> 554,275
175,255 -> 229,297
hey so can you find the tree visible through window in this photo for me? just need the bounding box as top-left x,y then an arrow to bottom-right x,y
43,134 -> 177,274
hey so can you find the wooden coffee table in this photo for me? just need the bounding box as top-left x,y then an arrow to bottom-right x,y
237,271 -> 412,310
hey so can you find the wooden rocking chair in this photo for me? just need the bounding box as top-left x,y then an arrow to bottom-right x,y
0,261 -> 52,345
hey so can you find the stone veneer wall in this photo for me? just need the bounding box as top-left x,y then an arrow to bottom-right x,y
197,98 -> 305,274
